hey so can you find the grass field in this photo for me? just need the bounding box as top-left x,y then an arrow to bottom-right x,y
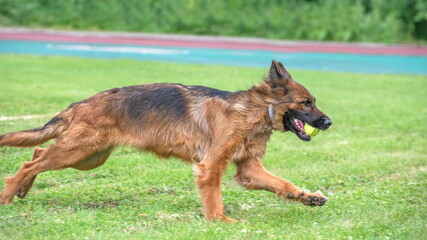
0,54 -> 426,239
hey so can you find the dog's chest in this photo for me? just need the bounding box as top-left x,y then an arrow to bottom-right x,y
230,132 -> 271,163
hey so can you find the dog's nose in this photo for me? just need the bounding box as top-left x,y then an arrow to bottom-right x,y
323,117 -> 332,129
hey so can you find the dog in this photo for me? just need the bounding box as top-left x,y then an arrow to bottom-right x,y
0,60 -> 332,222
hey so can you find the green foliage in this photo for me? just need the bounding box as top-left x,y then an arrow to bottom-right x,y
0,54 -> 426,239
0,0 -> 426,43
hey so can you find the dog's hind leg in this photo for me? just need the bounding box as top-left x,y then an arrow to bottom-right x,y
235,159 -> 327,207
16,147 -> 47,198
0,142 -> 104,205
15,146 -> 114,199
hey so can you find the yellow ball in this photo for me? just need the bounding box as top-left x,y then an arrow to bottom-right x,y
304,123 -> 320,137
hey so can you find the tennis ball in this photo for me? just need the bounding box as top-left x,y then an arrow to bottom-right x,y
304,123 -> 319,137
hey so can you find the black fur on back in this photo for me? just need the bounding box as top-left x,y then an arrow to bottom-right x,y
122,85 -> 188,120
184,85 -> 232,99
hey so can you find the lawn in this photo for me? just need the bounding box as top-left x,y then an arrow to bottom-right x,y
0,54 -> 426,239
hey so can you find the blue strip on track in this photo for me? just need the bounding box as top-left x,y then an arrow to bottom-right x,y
1,40 -> 426,75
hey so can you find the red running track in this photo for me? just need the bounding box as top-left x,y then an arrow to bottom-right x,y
1,28 -> 426,56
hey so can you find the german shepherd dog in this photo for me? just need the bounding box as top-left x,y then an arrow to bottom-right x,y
0,60 -> 331,222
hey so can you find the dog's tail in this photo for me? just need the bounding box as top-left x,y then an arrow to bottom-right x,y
0,114 -> 69,148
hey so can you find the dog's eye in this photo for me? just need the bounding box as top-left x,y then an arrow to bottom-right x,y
302,99 -> 312,106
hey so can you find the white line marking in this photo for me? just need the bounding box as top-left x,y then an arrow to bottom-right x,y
0,114 -> 52,121
47,44 -> 189,55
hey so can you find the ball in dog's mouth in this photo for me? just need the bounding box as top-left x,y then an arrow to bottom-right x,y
304,123 -> 320,137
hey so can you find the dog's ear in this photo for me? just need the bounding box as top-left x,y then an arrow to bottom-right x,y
266,60 -> 293,87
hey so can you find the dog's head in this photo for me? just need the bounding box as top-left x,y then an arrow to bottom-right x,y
264,60 -> 332,141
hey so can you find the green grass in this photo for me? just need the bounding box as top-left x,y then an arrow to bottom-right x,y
0,54 -> 426,239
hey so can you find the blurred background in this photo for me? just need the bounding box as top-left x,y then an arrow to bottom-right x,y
1,0 -> 426,44
1,0 -> 426,75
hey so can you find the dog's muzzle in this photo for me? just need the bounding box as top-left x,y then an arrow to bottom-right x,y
312,116 -> 332,130
283,111 -> 332,142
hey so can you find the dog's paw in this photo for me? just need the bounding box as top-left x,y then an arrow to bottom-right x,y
209,215 -> 238,223
16,188 -> 28,199
300,190 -> 327,207
218,215 -> 238,223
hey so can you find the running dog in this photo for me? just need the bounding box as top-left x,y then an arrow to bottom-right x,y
0,60 -> 332,222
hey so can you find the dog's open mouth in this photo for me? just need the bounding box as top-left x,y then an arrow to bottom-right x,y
292,117 -> 312,141
283,113 -> 312,141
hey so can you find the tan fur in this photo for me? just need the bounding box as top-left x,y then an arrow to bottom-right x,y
0,60 -> 331,222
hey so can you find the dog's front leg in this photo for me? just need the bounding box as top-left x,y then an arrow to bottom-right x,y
194,160 -> 237,223
235,159 -> 327,206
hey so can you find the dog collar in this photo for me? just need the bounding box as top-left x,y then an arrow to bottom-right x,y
268,104 -> 274,122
